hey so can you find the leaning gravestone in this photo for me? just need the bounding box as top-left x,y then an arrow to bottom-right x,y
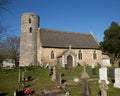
114,68 -> 120,88
99,67 -> 109,84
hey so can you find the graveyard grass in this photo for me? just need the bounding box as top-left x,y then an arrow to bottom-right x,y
0,65 -> 120,96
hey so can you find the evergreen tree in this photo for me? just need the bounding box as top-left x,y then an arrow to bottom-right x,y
101,21 -> 120,66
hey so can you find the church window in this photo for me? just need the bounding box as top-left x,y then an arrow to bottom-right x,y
51,51 -> 54,59
93,51 -> 97,59
29,18 -> 31,23
29,27 -> 32,33
78,50 -> 82,60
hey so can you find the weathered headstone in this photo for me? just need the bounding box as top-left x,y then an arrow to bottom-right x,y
114,68 -> 120,88
100,80 -> 108,96
51,65 -> 56,81
99,67 -> 109,84
14,91 -> 16,96
92,68 -> 97,75
21,72 -> 24,82
48,65 -> 52,76
81,79 -> 90,96
56,72 -> 62,85
108,69 -> 114,78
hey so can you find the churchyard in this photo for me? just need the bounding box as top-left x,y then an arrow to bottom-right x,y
0,65 -> 120,96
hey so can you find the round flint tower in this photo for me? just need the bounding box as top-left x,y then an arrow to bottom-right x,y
20,13 -> 39,66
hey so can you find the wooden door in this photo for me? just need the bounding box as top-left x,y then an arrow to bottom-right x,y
67,55 -> 73,67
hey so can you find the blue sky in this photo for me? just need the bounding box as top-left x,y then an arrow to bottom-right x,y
1,0 -> 120,42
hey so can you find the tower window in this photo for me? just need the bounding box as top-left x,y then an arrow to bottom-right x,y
29,18 -> 31,23
29,27 -> 32,33
93,51 -> 97,59
51,51 -> 54,59
78,50 -> 82,60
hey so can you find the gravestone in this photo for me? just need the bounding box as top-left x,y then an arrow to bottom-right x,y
81,66 -> 90,96
100,80 -> 108,96
81,79 -> 90,96
51,65 -> 56,81
56,72 -> 62,85
108,69 -> 114,78
14,91 -> 16,96
48,65 -> 52,76
114,68 -> 120,88
99,67 -> 109,84
21,72 -> 24,82
92,68 -> 97,75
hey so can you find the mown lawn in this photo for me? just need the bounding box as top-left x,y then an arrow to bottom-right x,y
0,66 -> 120,96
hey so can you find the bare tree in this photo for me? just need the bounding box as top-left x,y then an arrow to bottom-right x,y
0,0 -> 12,40
0,22 -> 8,41
0,36 -> 20,66
0,0 -> 11,10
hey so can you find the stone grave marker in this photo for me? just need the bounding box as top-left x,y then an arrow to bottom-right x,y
51,65 -> 56,81
92,68 -> 97,75
108,69 -> 114,78
14,91 -> 16,96
48,65 -> 52,76
56,72 -> 62,85
114,68 -> 120,88
100,80 -> 108,96
99,67 -> 109,84
81,79 -> 90,96
21,72 -> 24,82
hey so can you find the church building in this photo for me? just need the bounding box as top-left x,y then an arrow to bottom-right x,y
19,13 -> 102,67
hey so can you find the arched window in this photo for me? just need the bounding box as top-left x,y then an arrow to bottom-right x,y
29,18 -> 31,23
78,50 -> 82,60
93,51 -> 97,59
51,51 -> 54,59
29,27 -> 32,33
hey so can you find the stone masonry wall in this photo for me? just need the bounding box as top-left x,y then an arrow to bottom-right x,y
41,47 -> 102,66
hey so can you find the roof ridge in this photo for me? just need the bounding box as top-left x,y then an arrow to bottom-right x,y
40,28 -> 90,35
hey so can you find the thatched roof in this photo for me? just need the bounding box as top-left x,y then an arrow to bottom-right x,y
39,28 -> 99,49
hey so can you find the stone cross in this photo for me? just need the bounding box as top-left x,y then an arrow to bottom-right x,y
114,68 -> 120,88
69,45 -> 71,50
100,80 -> 108,96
